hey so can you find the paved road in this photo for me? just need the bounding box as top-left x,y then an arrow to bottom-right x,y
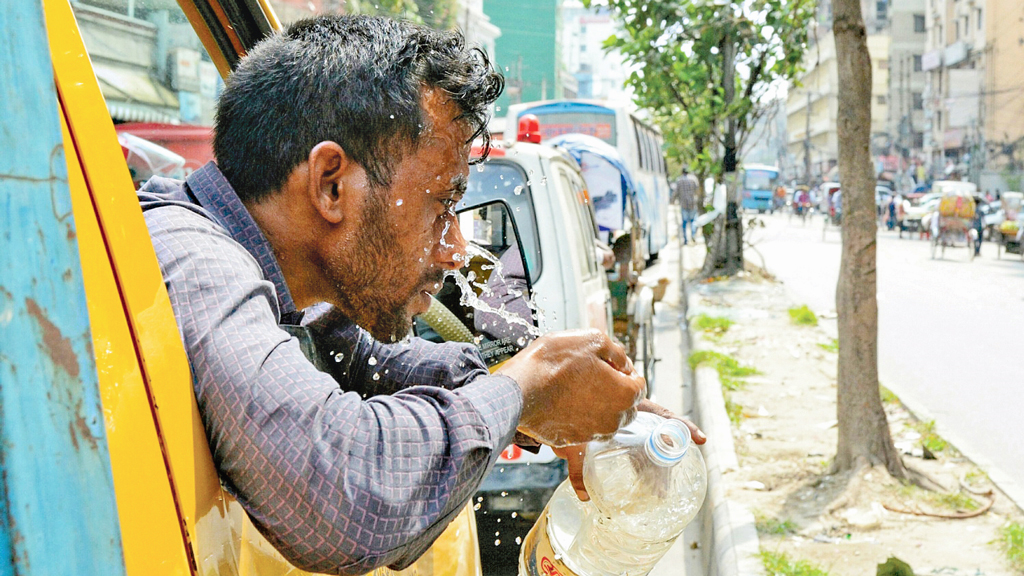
746,211 -> 1024,506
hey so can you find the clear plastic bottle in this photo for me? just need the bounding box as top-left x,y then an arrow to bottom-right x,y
519,412 -> 707,576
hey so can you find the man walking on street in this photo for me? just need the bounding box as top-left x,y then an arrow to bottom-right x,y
674,169 -> 699,244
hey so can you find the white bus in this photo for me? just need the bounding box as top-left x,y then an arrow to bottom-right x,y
505,100 -> 671,260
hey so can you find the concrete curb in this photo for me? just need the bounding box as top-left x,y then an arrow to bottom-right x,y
685,288 -> 764,576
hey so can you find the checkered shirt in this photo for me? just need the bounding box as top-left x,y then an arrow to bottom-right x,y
138,162 -> 522,574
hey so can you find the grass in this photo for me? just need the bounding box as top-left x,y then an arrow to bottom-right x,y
892,483 -> 978,512
879,385 -> 899,405
759,550 -> 829,576
755,511 -> 797,535
693,313 -> 734,339
913,419 -> 948,454
999,521 -> 1024,572
788,305 -> 819,327
688,350 -> 759,426
816,338 -> 839,353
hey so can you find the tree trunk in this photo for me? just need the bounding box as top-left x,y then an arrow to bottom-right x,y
832,0 -> 906,478
701,32 -> 744,278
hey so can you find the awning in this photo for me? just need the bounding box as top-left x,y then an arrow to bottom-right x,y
92,62 -> 180,123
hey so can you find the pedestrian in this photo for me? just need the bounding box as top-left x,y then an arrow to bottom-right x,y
973,202 -> 984,257
674,169 -> 698,244
135,15 -> 702,575
887,195 -> 897,231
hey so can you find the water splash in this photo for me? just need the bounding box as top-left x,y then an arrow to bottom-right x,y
443,243 -> 545,337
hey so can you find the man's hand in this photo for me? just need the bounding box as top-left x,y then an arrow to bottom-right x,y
497,329 -> 645,448
553,400 -> 706,502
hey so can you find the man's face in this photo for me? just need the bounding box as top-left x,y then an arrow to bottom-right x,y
326,89 -> 471,341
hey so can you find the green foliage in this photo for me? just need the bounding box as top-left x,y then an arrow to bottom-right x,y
688,350 -> 759,378
754,511 -> 797,535
876,557 -> 914,576
879,385 -> 899,405
583,0 -> 816,184
817,339 -> 839,353
913,420 -> 948,454
1000,521 -> 1024,572
788,305 -> 818,326
759,550 -> 830,576
724,395 -> 744,425
694,313 -> 734,338
933,491 -> 978,511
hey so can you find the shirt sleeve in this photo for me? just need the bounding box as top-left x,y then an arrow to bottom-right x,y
145,208 -> 523,574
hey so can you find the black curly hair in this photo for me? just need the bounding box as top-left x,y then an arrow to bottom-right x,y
213,14 -> 504,203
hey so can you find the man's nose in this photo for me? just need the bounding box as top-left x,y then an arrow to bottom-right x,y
436,214 -> 468,271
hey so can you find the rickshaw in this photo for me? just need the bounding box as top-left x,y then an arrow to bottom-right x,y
995,192 -> 1024,260
547,133 -> 657,394
819,182 -> 841,240
930,190 -> 977,261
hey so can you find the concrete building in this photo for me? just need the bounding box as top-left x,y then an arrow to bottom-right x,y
785,28 -> 890,184
559,1 -> 630,106
484,0 -> 569,112
923,0 -> 1024,189
455,0 -> 501,64
884,0 -> 928,188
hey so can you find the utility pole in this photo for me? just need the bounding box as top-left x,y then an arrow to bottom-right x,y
804,91 -> 812,185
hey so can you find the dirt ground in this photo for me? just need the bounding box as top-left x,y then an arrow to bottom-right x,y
688,272 -> 1023,575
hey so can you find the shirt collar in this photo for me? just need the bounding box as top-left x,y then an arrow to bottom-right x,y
185,162 -> 301,323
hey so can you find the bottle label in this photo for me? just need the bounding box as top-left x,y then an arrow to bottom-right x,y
518,513 -> 579,576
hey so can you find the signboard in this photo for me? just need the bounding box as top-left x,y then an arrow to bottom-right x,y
921,50 -> 942,71
539,122 -> 613,141
943,128 -> 965,149
944,41 -> 969,67
198,61 -> 219,99
169,47 -> 201,92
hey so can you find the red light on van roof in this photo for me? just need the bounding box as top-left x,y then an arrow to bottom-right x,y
517,114 -> 542,144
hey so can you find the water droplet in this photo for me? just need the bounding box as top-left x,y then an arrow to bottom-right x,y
540,177 -> 548,185
466,271 -> 477,282
396,199 -> 404,206
495,531 -> 500,537
494,539 -> 501,546
372,373 -> 380,381
500,491 -> 508,497
499,469 -> 504,474
334,352 -> 344,363
368,357 -> 378,366
476,165 -> 485,172
477,496 -> 484,502
517,337 -> 527,347
474,503 -> 482,510
389,114 -> 395,119
511,512 -> 518,518
514,185 -> 524,195
515,536 -> 522,545
497,518 -> 502,523
425,188 -> 431,194
554,553 -> 562,561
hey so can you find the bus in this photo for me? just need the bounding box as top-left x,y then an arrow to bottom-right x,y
740,163 -> 781,213
505,100 -> 671,260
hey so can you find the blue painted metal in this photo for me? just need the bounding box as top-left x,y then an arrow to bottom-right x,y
0,2 -> 127,575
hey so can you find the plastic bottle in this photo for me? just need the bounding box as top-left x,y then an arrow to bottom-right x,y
518,412 -> 707,576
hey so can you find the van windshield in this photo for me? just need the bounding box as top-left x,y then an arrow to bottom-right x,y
464,162 -> 542,284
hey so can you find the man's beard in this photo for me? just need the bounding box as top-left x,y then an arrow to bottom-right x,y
327,192 -> 441,342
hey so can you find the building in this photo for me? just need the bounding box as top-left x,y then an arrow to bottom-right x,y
559,1 -> 630,106
884,0 -> 928,189
923,0 -> 1024,190
455,0 -> 501,64
484,0 -> 569,112
785,27 -> 890,184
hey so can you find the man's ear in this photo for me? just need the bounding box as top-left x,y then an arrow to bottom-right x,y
307,141 -> 351,225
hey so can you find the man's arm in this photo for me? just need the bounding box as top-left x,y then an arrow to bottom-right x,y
148,209 -> 520,574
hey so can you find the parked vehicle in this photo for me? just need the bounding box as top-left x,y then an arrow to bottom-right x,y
930,190 -> 976,261
454,138 -> 614,544
504,100 -> 671,261
994,193 -> 1024,259
900,193 -> 941,238
739,163 -> 781,213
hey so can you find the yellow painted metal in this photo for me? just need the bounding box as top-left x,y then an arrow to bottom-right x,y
57,106 -> 193,576
255,0 -> 282,32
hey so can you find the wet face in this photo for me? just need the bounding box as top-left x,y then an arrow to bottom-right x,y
326,89 -> 471,341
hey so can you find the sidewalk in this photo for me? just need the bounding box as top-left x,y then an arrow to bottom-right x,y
680,241 -> 1023,575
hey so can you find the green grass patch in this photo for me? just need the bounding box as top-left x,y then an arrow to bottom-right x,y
693,313 -> 734,338
933,491 -> 979,511
816,338 -> 839,353
759,550 -> 829,576
754,511 -> 797,535
688,350 -> 759,378
999,521 -> 1024,572
788,305 -> 819,326
913,419 -> 948,454
724,396 -> 744,426
879,385 -> 899,405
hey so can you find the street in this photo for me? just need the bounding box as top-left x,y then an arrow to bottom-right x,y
746,211 -> 1024,506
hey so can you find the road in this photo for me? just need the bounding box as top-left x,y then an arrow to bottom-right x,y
746,211 -> 1024,506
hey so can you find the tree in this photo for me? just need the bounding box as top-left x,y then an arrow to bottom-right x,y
832,0 -> 906,477
588,0 -> 815,276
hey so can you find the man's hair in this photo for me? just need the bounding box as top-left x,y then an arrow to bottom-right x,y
213,15 -> 504,203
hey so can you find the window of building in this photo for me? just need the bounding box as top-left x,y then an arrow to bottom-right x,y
914,14 -> 926,33
913,54 -> 923,71
977,9 -> 983,30
913,92 -> 924,110
877,95 -> 887,105
876,0 -> 887,21
913,132 -> 925,149
955,20 -> 960,39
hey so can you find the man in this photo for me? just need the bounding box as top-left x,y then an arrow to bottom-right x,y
137,15 -> 700,575
673,169 -> 698,244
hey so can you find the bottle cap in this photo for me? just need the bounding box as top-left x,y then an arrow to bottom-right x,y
645,419 -> 690,466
